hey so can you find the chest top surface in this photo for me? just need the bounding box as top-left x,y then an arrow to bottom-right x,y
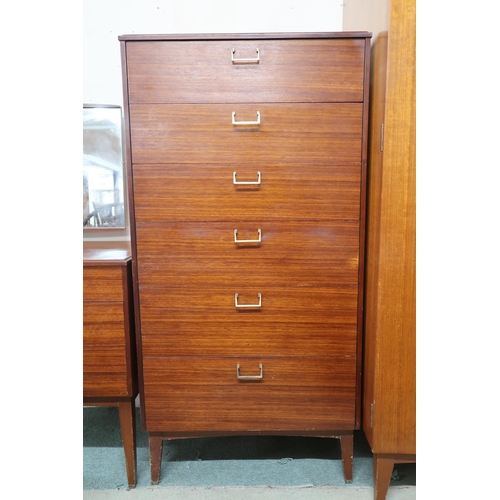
83,241 -> 131,266
118,32 -> 372,41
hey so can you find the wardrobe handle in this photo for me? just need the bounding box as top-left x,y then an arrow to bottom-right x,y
234,293 -> 262,308
232,111 -> 260,125
231,48 -> 260,64
236,364 -> 263,380
233,171 -> 261,185
234,229 -> 262,243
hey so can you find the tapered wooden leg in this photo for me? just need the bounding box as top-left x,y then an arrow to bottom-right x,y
149,435 -> 163,485
373,454 -> 394,500
117,400 -> 137,488
340,433 -> 354,483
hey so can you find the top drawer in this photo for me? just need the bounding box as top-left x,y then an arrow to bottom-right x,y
125,39 -> 366,104
83,267 -> 124,302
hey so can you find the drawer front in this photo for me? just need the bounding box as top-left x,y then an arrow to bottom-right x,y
129,103 -> 363,165
83,302 -> 125,346
136,222 -> 360,287
126,39 -> 366,104
83,346 -> 129,397
143,356 -> 356,432
83,267 -> 124,302
133,164 -> 361,223
139,286 -> 358,357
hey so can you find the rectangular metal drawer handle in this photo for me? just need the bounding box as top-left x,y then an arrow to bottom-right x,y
234,293 -> 262,308
234,229 -> 261,243
232,111 -> 260,126
233,171 -> 261,185
236,363 -> 263,380
232,48 -> 259,64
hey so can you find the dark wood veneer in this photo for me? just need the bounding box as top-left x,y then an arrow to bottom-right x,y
120,32 -> 371,485
83,302 -> 125,346
119,32 -> 372,41
142,356 -> 356,432
83,241 -> 138,488
129,103 -> 363,165
135,221 -> 360,287
83,347 -> 129,396
139,286 -> 358,357
83,267 -> 125,301
132,164 -> 362,222
126,39 -> 365,104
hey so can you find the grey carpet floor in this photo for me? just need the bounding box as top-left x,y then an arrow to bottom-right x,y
83,406 -> 416,491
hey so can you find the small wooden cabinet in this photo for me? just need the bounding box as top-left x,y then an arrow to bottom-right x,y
83,241 -> 138,488
119,32 -> 371,485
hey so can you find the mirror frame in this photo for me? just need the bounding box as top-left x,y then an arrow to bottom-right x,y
83,104 -> 126,232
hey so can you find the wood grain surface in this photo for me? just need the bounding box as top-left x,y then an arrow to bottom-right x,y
83,347 -> 129,397
126,39 -> 365,104
139,286 -> 358,357
129,103 -> 363,165
132,163 -> 361,222
362,2 -> 416,457
83,267 -> 124,302
135,221 -> 360,287
143,356 -> 356,432
120,34 -> 371,442
83,303 -> 125,346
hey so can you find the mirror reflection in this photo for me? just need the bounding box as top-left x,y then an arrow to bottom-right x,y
83,105 -> 125,229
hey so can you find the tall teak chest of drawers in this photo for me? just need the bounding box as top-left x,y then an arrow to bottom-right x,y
119,32 -> 371,484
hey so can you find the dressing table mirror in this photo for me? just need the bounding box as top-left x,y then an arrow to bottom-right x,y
83,104 -> 125,230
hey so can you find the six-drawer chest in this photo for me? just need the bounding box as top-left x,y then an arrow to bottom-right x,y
118,31 -> 371,483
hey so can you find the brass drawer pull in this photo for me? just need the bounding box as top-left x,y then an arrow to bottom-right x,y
236,363 -> 263,380
231,48 -> 260,64
232,111 -> 260,126
233,171 -> 261,185
234,229 -> 262,243
235,293 -> 262,308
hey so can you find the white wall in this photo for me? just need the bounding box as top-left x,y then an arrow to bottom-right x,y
83,0 -> 344,107
342,0 -> 389,41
